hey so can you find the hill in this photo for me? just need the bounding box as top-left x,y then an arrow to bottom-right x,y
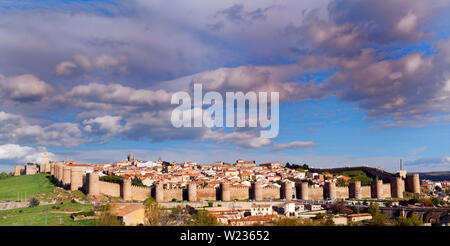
417,172 -> 450,181
0,173 -> 57,201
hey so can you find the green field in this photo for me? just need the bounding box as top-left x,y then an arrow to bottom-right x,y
0,202 -> 94,226
0,173 -> 57,201
0,212 -> 94,226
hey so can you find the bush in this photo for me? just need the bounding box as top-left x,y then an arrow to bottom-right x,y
71,210 -> 95,218
99,175 -> 123,184
29,197 -> 40,207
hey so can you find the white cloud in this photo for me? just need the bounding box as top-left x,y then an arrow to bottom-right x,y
54,54 -> 127,76
271,141 -> 317,151
0,144 -> 55,164
0,74 -> 53,101
83,115 -> 123,136
202,129 -> 272,148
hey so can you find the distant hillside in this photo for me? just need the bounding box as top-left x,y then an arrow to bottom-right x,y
0,173 -> 56,201
418,172 -> 450,181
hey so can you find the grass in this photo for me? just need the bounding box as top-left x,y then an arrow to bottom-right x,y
0,202 -> 94,226
0,212 -> 94,226
0,173 -> 56,201
0,202 -> 92,216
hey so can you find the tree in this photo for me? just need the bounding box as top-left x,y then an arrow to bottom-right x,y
368,203 -> 380,216
189,210 -> 221,226
0,172 -> 9,179
99,175 -> 123,184
393,213 -> 423,226
144,198 -> 170,226
368,203 -> 390,226
95,204 -> 123,226
435,186 -> 442,192
29,197 -> 40,207
132,176 -> 145,187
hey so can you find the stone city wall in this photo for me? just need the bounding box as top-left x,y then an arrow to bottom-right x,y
229,187 -> 251,200
98,181 -> 121,197
336,186 -> 349,199
130,185 -> 151,201
261,187 -> 281,200
49,164 -> 410,202
197,187 -> 218,201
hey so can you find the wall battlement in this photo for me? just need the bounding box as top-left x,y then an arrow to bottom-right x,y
51,164 -> 413,202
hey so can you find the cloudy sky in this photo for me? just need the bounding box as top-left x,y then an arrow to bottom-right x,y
0,0 -> 449,173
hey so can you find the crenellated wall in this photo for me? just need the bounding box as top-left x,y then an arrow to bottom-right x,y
197,187 -> 218,201
229,186 -> 251,200
51,164 -> 409,202
261,187 -> 280,200
98,181 -> 121,197
163,188 -> 183,202
130,185 -> 151,201
336,186 -> 349,199
361,186 -> 371,198
309,187 -> 324,200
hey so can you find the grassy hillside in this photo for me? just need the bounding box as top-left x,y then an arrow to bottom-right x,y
0,173 -> 56,201
0,202 -> 94,226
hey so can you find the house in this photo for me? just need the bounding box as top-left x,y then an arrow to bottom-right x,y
251,204 -> 274,216
228,215 -> 277,226
109,203 -> 146,226
347,213 -> 372,222
283,202 -> 305,217
305,204 -> 323,211
333,216 -> 348,225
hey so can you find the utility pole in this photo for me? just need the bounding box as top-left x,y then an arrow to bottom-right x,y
44,209 -> 48,226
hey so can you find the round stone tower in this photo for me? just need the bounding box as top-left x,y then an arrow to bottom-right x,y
221,182 -> 231,201
122,179 -> 132,201
406,173 -> 420,194
50,163 -> 55,176
324,181 -> 336,199
57,163 -> 64,185
88,172 -> 100,197
253,181 -> 263,201
349,181 -> 361,199
155,183 -> 164,202
371,180 -> 383,198
63,166 -> 71,188
391,177 -> 404,198
282,180 -> 293,201
299,182 -> 309,200
70,168 -> 83,191
188,183 -> 197,202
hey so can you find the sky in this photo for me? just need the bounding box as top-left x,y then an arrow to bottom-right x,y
0,0 -> 449,173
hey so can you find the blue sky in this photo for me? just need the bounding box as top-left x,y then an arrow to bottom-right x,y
0,0 -> 449,173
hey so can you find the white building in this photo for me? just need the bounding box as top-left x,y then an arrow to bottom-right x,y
305,204 -> 323,211
137,161 -> 162,168
283,202 -> 305,217
251,204 -> 273,216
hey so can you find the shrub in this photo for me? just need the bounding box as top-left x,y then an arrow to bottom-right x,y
29,197 -> 40,207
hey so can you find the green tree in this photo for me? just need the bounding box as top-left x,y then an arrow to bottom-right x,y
29,197 -> 40,207
95,204 -> 123,226
368,203 -> 390,226
132,176 -> 145,187
189,210 -> 221,226
393,213 -> 423,226
0,172 -> 9,180
368,203 -> 380,215
99,175 -> 123,184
